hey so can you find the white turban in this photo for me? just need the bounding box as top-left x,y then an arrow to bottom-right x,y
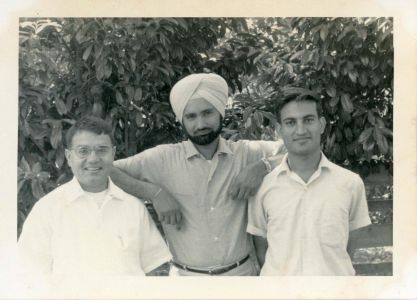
169,73 -> 228,123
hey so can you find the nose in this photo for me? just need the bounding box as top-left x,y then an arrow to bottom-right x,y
86,150 -> 100,162
295,121 -> 307,135
195,116 -> 207,130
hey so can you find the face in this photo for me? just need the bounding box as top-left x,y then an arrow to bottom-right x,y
279,100 -> 326,157
182,98 -> 222,146
65,130 -> 115,192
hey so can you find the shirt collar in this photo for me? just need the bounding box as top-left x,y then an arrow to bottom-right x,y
184,137 -> 233,159
275,152 -> 332,176
65,177 -> 125,204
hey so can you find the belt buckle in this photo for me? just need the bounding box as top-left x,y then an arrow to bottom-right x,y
207,264 -> 222,275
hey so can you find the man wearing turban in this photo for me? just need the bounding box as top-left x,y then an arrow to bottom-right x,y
111,73 -> 285,276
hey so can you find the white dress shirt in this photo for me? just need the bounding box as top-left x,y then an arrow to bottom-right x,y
18,177 -> 172,277
248,153 -> 371,275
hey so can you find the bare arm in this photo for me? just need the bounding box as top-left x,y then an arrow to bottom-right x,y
111,167 -> 183,229
347,224 -> 372,260
253,235 -> 268,268
229,152 -> 286,201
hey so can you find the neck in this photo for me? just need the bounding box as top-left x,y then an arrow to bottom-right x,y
287,150 -> 322,180
193,137 -> 220,160
80,179 -> 109,193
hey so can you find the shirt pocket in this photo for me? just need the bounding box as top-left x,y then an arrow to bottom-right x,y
319,201 -> 349,248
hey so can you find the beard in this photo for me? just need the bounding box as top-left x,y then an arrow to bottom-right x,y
184,123 -> 223,146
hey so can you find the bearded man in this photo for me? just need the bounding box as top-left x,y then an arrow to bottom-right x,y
111,73 -> 285,275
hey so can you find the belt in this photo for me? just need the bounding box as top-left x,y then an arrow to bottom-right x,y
171,255 -> 250,275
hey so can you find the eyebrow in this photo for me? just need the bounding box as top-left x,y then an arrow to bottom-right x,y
282,114 -> 317,121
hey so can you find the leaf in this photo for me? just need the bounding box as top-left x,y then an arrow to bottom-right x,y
348,70 -> 357,83
340,93 -> 354,113
253,111 -> 263,127
374,127 -> 389,154
31,179 -> 45,200
242,107 -> 252,122
359,73 -> 368,87
358,127 -> 373,144
379,127 -> 393,137
55,98 -> 68,115
50,124 -> 62,149
367,111 -> 376,125
329,96 -> 339,107
55,146 -> 65,169
82,44 -> 93,61
37,171 -> 50,182
20,156 -> 31,173
135,112 -> 143,126
360,56 -> 369,66
326,85 -> 336,97
125,86 -> 135,101
134,87 -> 143,101
115,91 -> 124,106
244,117 -> 252,129
337,25 -> 353,42
320,24 -> 328,41
32,162 -> 42,174
289,50 -> 305,62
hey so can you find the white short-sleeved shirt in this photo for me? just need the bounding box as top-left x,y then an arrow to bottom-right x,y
114,137 -> 284,271
248,153 -> 371,276
18,177 -> 172,277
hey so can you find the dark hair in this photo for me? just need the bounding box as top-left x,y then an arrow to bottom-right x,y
277,95 -> 323,123
65,116 -> 114,148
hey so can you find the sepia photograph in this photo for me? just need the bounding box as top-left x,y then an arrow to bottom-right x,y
1,0 -> 416,299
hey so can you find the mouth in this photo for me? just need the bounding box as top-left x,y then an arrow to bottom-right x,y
84,167 -> 102,172
194,129 -> 212,136
293,137 -> 311,142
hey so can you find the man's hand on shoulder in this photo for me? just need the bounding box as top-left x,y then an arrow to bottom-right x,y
228,159 -> 269,202
152,188 -> 183,230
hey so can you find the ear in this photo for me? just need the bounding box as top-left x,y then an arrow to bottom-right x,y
319,117 -> 326,134
111,146 -> 116,159
64,149 -> 72,162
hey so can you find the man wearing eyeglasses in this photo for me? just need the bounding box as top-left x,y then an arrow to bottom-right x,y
18,117 -> 172,287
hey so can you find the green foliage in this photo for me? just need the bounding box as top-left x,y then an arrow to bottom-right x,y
228,17 -> 393,178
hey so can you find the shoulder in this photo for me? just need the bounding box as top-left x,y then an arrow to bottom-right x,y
140,142 -> 186,157
110,183 -> 148,210
326,161 -> 364,186
227,139 -> 282,153
29,182 -> 70,213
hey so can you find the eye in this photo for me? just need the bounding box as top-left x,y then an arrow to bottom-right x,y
184,114 -> 196,120
203,110 -> 213,116
77,147 -> 90,156
96,147 -> 110,156
285,120 -> 295,126
305,118 -> 314,124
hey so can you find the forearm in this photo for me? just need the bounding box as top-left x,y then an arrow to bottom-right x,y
264,152 -> 285,169
253,235 -> 268,268
110,167 -> 160,202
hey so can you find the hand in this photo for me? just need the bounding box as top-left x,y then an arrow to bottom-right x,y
228,160 -> 268,202
152,188 -> 183,230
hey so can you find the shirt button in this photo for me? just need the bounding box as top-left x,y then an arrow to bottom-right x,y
210,207 -> 215,211
214,236 -> 219,241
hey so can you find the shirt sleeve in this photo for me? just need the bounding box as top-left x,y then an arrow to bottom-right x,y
244,139 -> 286,164
17,199 -> 53,276
349,174 -> 372,231
247,186 -> 268,238
138,206 -> 172,273
113,146 -> 165,183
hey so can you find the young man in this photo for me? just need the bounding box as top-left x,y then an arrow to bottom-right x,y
111,73 -> 286,275
247,96 -> 371,275
18,117 -> 172,282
